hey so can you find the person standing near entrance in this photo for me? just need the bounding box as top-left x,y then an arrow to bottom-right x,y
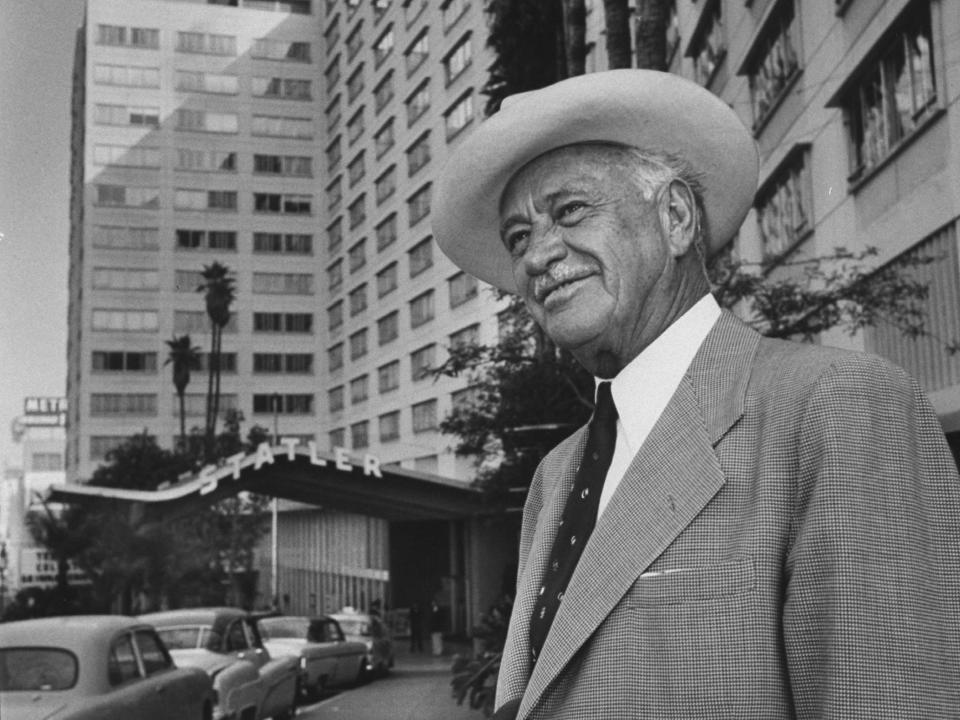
429,599 -> 444,656
432,69 -> 960,719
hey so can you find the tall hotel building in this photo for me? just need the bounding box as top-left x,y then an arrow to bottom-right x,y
67,0 -> 495,482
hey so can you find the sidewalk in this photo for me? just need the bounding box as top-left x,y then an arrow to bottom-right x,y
303,641 -> 486,720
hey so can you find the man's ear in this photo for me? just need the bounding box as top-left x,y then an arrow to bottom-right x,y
659,179 -> 698,257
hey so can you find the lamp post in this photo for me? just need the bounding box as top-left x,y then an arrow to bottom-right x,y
270,393 -> 280,608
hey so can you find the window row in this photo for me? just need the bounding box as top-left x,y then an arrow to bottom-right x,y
94,187 -> 315,214
89,309 -> 316,334
89,392 -> 316,417
94,148 -> 313,177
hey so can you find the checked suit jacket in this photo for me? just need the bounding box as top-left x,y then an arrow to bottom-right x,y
496,310 -> 960,719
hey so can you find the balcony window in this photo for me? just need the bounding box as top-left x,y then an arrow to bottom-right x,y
741,0 -> 800,131
687,0 -> 725,87
406,131 -> 430,175
755,146 -> 813,262
405,80 -> 430,126
375,117 -> 396,158
443,33 -> 472,84
375,26 -> 394,66
405,30 -> 429,76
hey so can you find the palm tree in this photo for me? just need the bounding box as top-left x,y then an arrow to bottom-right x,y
165,335 -> 201,451
197,262 -> 236,455
603,0 -> 633,69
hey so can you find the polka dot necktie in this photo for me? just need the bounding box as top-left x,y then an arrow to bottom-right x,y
528,381 -> 618,666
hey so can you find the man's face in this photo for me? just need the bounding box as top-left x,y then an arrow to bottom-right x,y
499,144 -> 675,366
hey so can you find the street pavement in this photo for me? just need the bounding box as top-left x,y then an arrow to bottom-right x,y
297,643 -> 485,720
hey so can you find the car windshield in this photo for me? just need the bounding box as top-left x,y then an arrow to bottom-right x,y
259,618 -> 309,640
335,619 -> 371,636
0,648 -> 78,691
156,625 -> 221,651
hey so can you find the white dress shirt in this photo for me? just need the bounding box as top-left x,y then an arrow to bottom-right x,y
596,294 -> 721,518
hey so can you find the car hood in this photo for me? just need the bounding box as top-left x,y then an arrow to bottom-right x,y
170,648 -> 238,676
0,693 -> 70,720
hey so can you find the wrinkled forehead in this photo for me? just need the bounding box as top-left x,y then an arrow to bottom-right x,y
498,142 -> 635,217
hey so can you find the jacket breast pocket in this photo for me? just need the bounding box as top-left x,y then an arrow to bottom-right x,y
625,556 -> 756,607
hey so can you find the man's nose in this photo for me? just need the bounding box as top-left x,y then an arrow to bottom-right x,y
522,225 -> 566,275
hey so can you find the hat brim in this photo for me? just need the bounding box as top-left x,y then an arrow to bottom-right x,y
432,70 -> 759,293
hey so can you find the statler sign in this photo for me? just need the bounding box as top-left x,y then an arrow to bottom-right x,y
197,439 -> 383,496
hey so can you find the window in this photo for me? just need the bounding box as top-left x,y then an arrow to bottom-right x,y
92,351 -> 158,373
329,261 -> 344,293
326,136 -> 343,172
252,272 -> 314,294
408,237 -> 434,277
350,374 -> 369,404
349,194 -> 367,228
412,398 -> 438,432
31,453 -> 64,471
177,31 -> 236,55
93,226 -> 159,251
378,360 -> 400,393
443,33 -> 472,84
178,393 -> 238,417
409,289 -> 435,327
254,153 -> 312,177
375,117 -> 395,158
328,217 -> 344,254
326,94 -> 342,132
836,3 -> 937,181
405,29 -> 429,76
378,311 -> 399,344
242,0 -> 312,12
253,394 -> 314,414
347,108 -> 366,147
347,64 -> 365,103
373,266 -> 398,303
755,146 -> 812,261
325,55 -> 342,92
327,176 -> 343,212
348,151 -> 366,186
176,149 -> 237,172
449,271 -> 478,307
174,189 -> 237,211
376,213 -> 397,250
253,353 -> 314,374
94,145 -> 161,168
176,109 -> 239,133
374,71 -> 395,113
252,115 -> 313,139
379,411 -> 400,441
329,427 -> 346,449
349,284 -> 368,315
441,0 -> 468,30
195,352 -> 237,373
349,239 -> 367,272
346,22 -> 364,60
91,393 -> 157,416
374,0 -> 392,20
97,24 -> 159,49
90,436 -> 126,461
349,328 -> 369,359
375,165 -> 397,204
252,233 -> 313,255
92,310 -> 158,332
452,384 -> 480,410
406,80 -> 430,125
252,76 -> 312,100
175,229 -> 237,251
175,70 -> 238,94
449,322 -> 480,348
253,192 -> 312,215
93,267 -> 159,291
406,132 -> 431,175
374,26 -> 394,66
254,312 -> 313,333
743,1 -> 800,130
407,183 -> 432,226
445,91 -> 474,139
329,385 -> 345,412
96,184 -> 160,209
94,64 -> 160,88
174,310 -> 237,334
324,15 -> 341,51
328,342 -> 344,371
687,0 -> 725,87
95,103 -> 159,127
252,38 -> 312,62
351,420 -> 370,449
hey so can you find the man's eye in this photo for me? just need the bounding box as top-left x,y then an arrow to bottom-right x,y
558,202 -> 586,219
505,230 -> 529,254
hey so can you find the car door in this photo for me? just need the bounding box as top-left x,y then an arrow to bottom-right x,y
322,620 -> 355,685
244,618 -> 296,719
105,631 -> 165,720
134,629 -> 203,720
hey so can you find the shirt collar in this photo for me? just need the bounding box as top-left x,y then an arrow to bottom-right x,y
597,294 -> 721,455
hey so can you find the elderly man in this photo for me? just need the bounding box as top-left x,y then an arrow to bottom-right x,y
433,70 -> 960,719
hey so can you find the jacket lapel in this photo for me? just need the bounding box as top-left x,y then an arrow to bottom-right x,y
516,311 -> 761,718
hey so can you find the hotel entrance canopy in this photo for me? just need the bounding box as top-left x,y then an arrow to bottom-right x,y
46,443 -> 486,521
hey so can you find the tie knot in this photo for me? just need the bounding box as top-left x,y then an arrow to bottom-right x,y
593,382 -> 618,427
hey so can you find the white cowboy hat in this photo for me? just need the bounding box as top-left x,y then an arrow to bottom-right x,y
432,69 -> 759,293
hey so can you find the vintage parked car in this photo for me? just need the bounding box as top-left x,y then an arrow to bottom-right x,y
257,615 -> 368,698
329,607 -> 395,679
142,608 -> 299,720
0,614 -> 214,720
